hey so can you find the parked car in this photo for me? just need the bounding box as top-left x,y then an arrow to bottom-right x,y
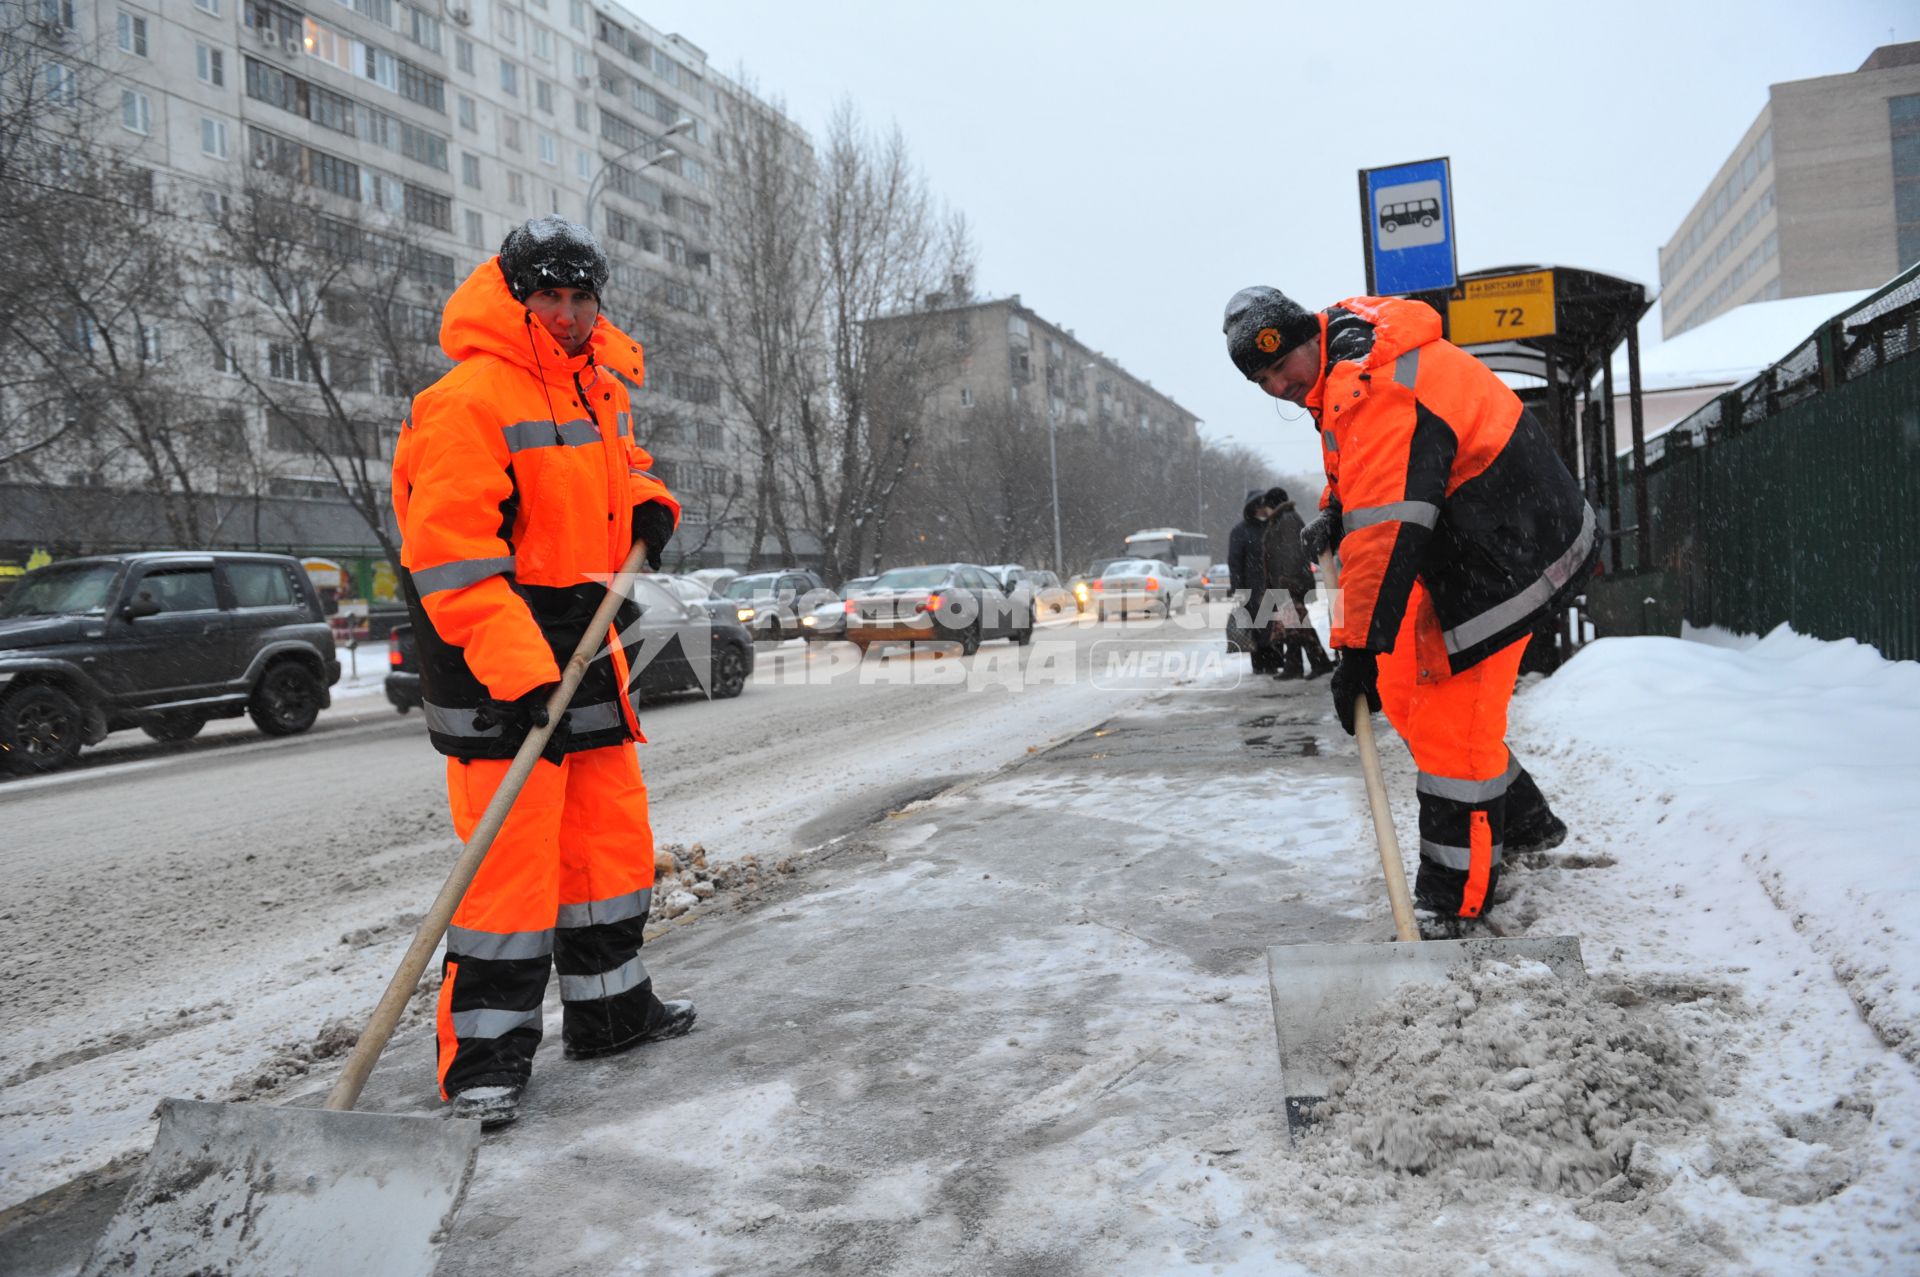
1203,562 -> 1233,601
654,573 -> 739,624
1170,564 -> 1207,602
1091,558 -> 1185,621
0,552 -> 340,773
386,574 -> 754,713
801,576 -> 877,642
846,564 -> 1034,655
722,569 -> 832,642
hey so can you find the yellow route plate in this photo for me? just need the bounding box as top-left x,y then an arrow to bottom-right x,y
1447,270 -> 1556,345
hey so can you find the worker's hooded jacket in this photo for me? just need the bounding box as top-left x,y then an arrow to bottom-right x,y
391,257 -> 679,759
1309,296 -> 1596,673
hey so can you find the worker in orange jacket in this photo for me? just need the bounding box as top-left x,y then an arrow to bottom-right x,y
392,217 -> 694,1128
1224,287 -> 1590,931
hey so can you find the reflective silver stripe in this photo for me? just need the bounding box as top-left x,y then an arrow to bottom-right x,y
558,954 -> 650,1002
501,419 -> 600,452
1394,349 -> 1420,390
616,411 -> 631,438
557,888 -> 651,930
422,700 -> 503,739
412,556 -> 515,596
1321,429 -> 1338,453
567,699 -> 625,733
1417,754 -> 1520,804
1345,500 -> 1439,531
450,1006 -> 542,1039
447,923 -> 553,962
1421,838 -> 1504,870
1444,503 -> 1598,655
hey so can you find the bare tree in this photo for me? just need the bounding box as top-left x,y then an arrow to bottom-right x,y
792,102 -> 973,582
199,170 -> 453,566
707,79 -> 822,568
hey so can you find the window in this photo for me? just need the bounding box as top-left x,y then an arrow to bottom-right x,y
535,77 -> 553,112
499,59 -> 519,95
532,23 -> 552,60
202,190 -> 232,220
574,96 -> 589,131
212,337 -> 239,375
497,7 -> 516,41
45,62 -> 79,107
455,36 -> 474,74
39,0 -> 74,23
537,131 -> 556,164
959,386 -> 974,407
268,341 -> 314,383
461,151 -> 481,187
118,10 -> 148,55
1892,94 -> 1920,271
465,209 -> 485,247
135,569 -> 218,613
197,44 -> 225,86
227,563 -> 296,608
121,89 -> 152,134
201,116 -> 230,158
572,48 -> 588,79
457,93 -> 476,130
409,8 -> 442,54
507,171 -> 526,204
139,325 -> 162,363
575,148 -> 589,180
405,184 -> 451,229
195,0 -> 219,13
502,115 -> 521,150
568,0 -> 585,31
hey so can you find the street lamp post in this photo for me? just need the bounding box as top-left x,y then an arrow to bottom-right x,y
583,117 -> 694,234
1046,410 -> 1064,572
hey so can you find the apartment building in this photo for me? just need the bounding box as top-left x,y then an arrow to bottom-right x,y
900,292 -> 1201,448
1658,42 -> 1920,338
5,0 -> 766,569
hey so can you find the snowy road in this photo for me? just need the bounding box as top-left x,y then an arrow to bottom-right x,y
0,608 -> 1226,1213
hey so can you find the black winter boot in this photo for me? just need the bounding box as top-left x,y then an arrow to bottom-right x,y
452,1084 -> 524,1130
1506,767 -> 1568,853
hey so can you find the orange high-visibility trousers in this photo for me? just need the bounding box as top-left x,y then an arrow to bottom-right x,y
1374,582 -> 1529,918
435,744 -> 665,1098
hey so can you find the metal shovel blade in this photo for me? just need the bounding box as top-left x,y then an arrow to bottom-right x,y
1266,934 -> 1586,1135
79,1099 -> 481,1277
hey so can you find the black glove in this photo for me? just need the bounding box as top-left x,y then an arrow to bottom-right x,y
1301,505 -> 1343,563
631,500 -> 674,571
471,682 -> 570,764
1329,649 -> 1381,736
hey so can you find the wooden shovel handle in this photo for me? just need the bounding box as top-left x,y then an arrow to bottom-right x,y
325,541 -> 651,1111
1318,553 -> 1420,943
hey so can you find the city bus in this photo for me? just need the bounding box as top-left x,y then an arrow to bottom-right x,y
1121,528 -> 1209,572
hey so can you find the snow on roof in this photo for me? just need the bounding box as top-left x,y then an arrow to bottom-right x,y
1619,290 -> 1874,392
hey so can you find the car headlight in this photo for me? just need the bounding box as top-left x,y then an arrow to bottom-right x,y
736,607 -> 756,622
801,615 -> 817,627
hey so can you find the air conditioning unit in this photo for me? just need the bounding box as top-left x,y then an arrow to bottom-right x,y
449,4 -> 471,24
260,27 -> 280,47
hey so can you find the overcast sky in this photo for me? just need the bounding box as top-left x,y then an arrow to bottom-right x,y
625,0 -> 1911,479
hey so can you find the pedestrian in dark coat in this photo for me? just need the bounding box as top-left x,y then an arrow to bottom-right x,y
1227,489 -> 1278,672
1260,487 -> 1333,679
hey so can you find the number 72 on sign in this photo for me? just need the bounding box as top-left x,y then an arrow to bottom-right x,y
1446,270 -> 1556,346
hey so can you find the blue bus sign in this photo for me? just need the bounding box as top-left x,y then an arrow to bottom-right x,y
1358,157 -> 1458,296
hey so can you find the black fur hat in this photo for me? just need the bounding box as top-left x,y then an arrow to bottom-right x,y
1223,286 -> 1319,379
497,216 -> 609,301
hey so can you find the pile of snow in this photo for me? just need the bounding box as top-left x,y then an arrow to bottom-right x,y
1313,959 -> 1709,1194
1512,624 -> 1920,1064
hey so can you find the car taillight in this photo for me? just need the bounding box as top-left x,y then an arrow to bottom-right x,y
916,592 -> 944,613
1091,580 -> 1103,591
389,648 -> 404,667
1200,575 -> 1209,586
1145,576 -> 1158,590
844,599 -> 856,614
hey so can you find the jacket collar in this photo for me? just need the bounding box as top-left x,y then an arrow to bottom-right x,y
437,256 -> 645,387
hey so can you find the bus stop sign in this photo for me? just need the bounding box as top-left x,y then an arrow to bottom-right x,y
1359,157 -> 1458,296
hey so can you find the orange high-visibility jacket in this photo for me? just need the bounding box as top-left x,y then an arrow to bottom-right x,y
391,257 -> 679,758
1309,296 -> 1596,673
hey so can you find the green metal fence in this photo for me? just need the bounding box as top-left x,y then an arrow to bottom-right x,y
1610,266 -> 1920,661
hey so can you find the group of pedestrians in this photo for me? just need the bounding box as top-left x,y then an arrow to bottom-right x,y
1226,486 -> 1333,680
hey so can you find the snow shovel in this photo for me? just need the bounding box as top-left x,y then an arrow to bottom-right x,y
1264,553 -> 1584,1135
80,542 -> 653,1277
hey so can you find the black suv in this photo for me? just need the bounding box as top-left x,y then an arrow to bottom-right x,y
0,552 -> 341,773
